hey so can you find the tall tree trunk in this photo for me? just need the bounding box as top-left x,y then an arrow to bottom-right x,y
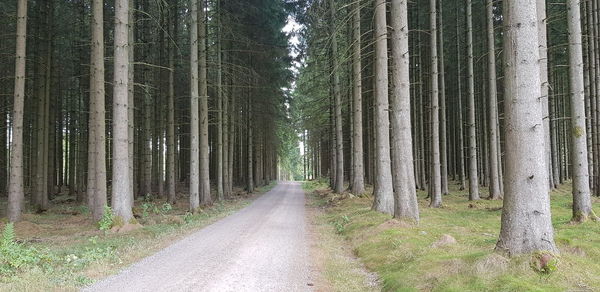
455,6 -> 467,191
223,39 -> 231,198
583,0 -> 594,192
143,81 -> 152,195
466,0 -> 480,201
7,0 -> 28,222
351,0 -> 365,195
439,2 -> 449,196
247,89 -> 254,193
166,0 -> 177,204
568,0 -> 597,222
593,0 -> 600,196
329,0 -> 344,194
112,0 -> 134,222
496,0 -> 558,256
390,0 -> 419,221
87,0 -> 107,221
216,0 -> 224,201
372,0 -> 394,215
189,0 -> 200,211
429,0 -> 442,207
228,91 -> 235,194
128,0 -> 135,207
537,0 -> 554,190
199,0 -> 211,205
486,0 -> 502,200
34,6 -> 49,211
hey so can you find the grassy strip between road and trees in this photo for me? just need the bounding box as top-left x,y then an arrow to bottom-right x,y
0,183 -> 275,291
304,179 -> 600,292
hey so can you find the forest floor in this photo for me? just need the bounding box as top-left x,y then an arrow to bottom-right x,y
304,179 -> 600,292
0,182 -> 276,291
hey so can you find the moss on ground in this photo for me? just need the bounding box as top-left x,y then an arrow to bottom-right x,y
305,179 -> 600,292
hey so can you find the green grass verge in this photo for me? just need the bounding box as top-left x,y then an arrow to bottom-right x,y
305,179 -> 600,292
0,182 -> 277,291
306,178 -> 380,291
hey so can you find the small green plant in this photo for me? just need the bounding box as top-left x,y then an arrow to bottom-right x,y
141,202 -> 154,218
64,236 -> 119,268
183,212 -> 194,224
142,202 -> 172,218
97,206 -> 114,231
332,215 -> 350,234
1,223 -> 16,247
161,203 -> 172,213
0,223 -> 45,276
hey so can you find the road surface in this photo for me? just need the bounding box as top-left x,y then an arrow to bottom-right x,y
85,182 -> 313,292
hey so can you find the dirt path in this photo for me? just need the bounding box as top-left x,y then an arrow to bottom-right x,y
85,182 -> 313,292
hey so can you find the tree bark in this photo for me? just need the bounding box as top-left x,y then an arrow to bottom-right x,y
351,0 -> 365,195
439,2 -> 449,196
216,0 -> 224,201
466,0 -> 480,201
428,0 -> 442,207
372,0 -> 394,215
166,0 -> 176,204
329,0 -> 344,194
537,0 -> 554,190
34,5 -> 49,211
496,0 -> 558,256
128,0 -> 135,206
486,0 -> 502,200
390,0 -> 419,221
86,0 -> 108,221
7,0 -> 28,222
455,4 -> 466,191
247,89 -> 254,193
567,0 -> 597,222
189,0 -> 200,211
199,0 -> 211,205
112,0 -> 134,222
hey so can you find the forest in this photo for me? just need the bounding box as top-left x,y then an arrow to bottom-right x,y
0,0 -> 600,290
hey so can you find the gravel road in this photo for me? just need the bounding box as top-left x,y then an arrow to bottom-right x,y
85,182 -> 313,292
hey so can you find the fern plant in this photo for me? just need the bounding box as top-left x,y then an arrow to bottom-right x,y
1,223 -> 16,248
0,223 -> 44,276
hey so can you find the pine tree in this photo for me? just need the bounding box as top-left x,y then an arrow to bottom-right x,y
496,0 -> 558,255
390,0 -> 419,221
7,0 -> 28,222
372,0 -> 394,215
112,0 -> 134,222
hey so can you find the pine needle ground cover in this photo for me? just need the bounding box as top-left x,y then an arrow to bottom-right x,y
305,180 -> 600,291
0,183 -> 275,291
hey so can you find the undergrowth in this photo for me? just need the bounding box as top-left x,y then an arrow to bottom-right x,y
306,180 -> 600,291
0,224 -> 48,277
